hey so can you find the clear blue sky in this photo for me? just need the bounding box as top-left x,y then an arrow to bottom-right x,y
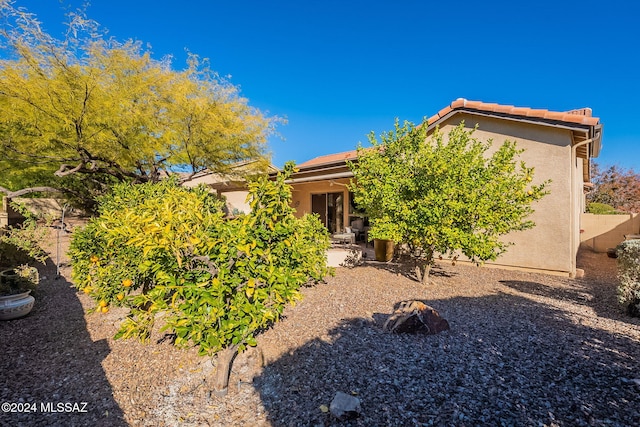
14,0 -> 640,170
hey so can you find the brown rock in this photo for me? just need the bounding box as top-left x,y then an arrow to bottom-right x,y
383,300 -> 450,334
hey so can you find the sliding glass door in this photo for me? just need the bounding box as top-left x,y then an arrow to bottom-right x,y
311,192 -> 344,233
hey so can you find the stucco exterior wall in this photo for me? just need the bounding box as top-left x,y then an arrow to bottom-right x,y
221,191 -> 251,215
437,114 -> 576,274
581,213 -> 640,252
290,113 -> 586,275
13,197 -> 65,217
290,179 -> 351,228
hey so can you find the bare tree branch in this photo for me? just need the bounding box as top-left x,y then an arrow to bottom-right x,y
0,185 -> 61,198
54,162 -> 84,177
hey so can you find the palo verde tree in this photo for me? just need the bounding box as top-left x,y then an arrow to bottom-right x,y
68,162 -> 332,396
0,2 -> 277,210
349,120 -> 549,284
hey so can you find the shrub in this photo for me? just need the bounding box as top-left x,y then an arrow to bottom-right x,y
0,201 -> 48,268
68,163 -> 332,394
616,239 -> 640,316
586,202 -> 620,215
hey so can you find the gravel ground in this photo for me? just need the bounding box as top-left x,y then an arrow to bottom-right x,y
1,224 -> 639,427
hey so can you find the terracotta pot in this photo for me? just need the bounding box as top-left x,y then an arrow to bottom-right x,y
374,239 -> 395,262
0,291 -> 35,320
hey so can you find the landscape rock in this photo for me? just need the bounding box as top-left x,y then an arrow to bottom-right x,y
383,300 -> 450,334
329,391 -> 361,420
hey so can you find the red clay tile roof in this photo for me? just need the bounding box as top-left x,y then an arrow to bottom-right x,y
297,150 -> 359,168
297,99 -> 601,169
427,98 -> 600,127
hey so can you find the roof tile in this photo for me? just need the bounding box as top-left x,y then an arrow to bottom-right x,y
464,100 -> 483,109
559,114 -> 587,124
450,98 -> 465,108
427,113 -> 440,125
525,108 -> 549,117
437,106 -> 453,118
297,150 -> 358,168
543,111 -> 567,120
510,107 -> 530,115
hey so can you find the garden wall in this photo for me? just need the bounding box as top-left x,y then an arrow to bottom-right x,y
13,197 -> 66,217
1,197 -> 24,228
580,213 -> 640,252
1,197 -> 73,228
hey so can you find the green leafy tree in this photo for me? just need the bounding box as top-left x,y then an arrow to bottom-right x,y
0,2 -> 277,210
68,163 -> 331,395
587,162 -> 640,213
349,120 -> 549,284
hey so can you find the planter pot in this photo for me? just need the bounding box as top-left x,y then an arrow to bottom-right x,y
0,268 -> 20,287
0,291 -> 35,320
374,239 -> 395,262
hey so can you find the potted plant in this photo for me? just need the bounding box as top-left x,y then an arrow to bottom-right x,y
368,219 -> 401,262
0,264 -> 38,320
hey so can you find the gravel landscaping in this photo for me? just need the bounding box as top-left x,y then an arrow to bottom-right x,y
1,224 -> 639,426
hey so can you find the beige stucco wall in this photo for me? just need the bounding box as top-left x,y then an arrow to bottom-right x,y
13,197 -> 65,217
180,173 -> 251,215
436,114 -> 577,274
2,197 -> 66,227
291,113 -> 587,275
580,213 -> 640,252
290,179 -> 351,230
291,113 -> 584,275
222,191 -> 251,215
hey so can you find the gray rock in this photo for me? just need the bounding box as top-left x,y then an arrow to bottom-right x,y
330,391 -> 361,419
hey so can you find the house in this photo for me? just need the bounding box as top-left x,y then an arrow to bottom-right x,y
181,161 -> 279,215
284,98 -> 603,277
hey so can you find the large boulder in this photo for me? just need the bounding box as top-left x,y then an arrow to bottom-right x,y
383,300 -> 449,334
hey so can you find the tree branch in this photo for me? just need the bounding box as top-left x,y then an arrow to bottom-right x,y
0,185 -> 61,198
54,162 -> 84,177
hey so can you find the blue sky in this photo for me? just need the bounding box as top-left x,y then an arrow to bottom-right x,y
14,0 -> 640,170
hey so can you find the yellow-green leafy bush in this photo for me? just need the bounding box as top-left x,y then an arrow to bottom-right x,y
69,164 -> 331,357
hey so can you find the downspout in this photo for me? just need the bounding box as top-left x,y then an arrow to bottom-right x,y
569,132 -> 600,277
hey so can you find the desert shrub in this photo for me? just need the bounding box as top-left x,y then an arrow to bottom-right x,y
69,163 -> 331,392
587,202 -> 620,215
616,239 -> 640,316
0,201 -> 48,268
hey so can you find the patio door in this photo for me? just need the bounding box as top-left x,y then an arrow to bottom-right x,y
311,192 -> 344,233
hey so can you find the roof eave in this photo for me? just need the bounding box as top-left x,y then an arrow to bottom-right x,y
429,108 -> 598,135
590,124 -> 603,158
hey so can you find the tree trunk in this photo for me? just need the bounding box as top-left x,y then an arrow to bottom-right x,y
414,247 -> 434,285
420,262 -> 431,285
212,344 -> 239,397
414,261 -> 432,285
